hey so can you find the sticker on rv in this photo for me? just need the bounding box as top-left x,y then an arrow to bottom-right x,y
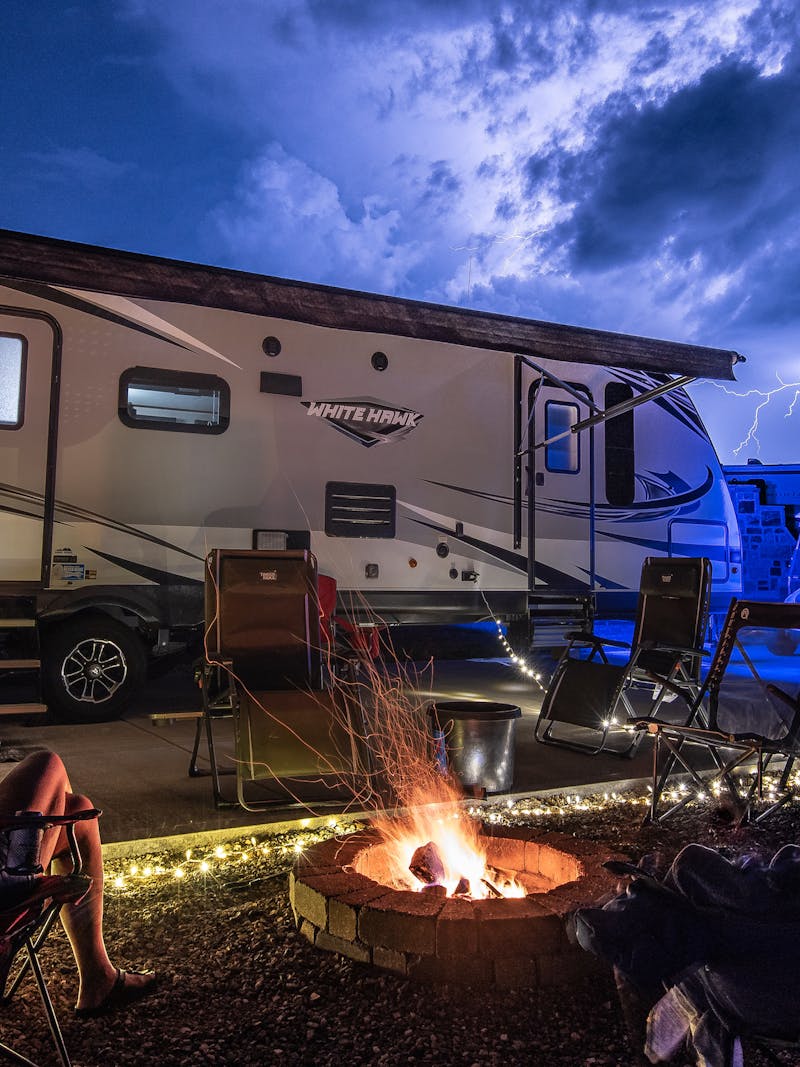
302,397 -> 423,447
53,564 -> 85,581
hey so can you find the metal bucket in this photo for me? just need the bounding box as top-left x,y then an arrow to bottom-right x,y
428,700 -> 521,795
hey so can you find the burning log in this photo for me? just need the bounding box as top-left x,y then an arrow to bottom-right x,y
409,841 -> 446,885
421,884 -> 447,898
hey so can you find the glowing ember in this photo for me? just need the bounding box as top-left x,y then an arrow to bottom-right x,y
358,807 -> 526,899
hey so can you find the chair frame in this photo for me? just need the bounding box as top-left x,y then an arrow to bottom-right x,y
1,808 -> 99,1067
638,598 -> 800,823
190,549 -> 372,811
535,557 -> 712,756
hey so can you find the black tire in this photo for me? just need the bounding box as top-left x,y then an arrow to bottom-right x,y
42,614 -> 147,723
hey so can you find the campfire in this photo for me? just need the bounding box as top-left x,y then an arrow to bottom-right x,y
286,642 -> 619,984
360,810 -> 526,899
290,822 -> 617,988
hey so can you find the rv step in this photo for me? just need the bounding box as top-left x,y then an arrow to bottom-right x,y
0,659 -> 41,670
0,703 -> 47,716
150,710 -> 203,726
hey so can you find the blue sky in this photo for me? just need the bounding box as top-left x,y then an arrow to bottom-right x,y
3,0 -> 800,463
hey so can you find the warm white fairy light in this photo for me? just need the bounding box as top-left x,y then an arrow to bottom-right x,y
104,769 -> 800,900
482,601 -> 549,690
106,821 -> 363,896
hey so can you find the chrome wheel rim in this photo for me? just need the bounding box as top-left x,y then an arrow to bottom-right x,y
60,637 -> 128,704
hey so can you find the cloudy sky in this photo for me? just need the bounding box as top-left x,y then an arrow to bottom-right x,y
3,0 -> 800,463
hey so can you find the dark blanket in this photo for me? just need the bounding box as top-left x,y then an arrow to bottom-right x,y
573,843 -> 800,1066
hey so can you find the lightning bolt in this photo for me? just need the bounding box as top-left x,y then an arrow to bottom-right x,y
451,228 -> 546,299
707,372 -> 800,456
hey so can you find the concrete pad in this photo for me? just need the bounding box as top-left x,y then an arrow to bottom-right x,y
1,649 -> 779,845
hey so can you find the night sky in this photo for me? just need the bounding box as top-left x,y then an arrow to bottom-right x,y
3,1 -> 800,463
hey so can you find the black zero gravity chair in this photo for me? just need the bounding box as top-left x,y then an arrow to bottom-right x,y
635,598 -> 800,824
534,556 -> 712,756
0,807 -> 99,1067
191,548 -> 371,810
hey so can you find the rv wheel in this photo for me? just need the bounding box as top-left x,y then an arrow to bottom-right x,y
42,615 -> 146,723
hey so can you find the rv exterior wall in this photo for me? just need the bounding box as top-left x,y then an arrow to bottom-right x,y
0,259 -> 742,718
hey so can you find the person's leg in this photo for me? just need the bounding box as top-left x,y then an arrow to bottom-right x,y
0,750 -> 154,1011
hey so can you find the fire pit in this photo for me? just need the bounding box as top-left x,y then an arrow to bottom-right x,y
290,822 -> 619,988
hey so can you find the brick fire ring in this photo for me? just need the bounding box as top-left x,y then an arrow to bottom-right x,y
290,823 -> 620,988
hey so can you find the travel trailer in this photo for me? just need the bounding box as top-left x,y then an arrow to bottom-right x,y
0,230 -> 743,721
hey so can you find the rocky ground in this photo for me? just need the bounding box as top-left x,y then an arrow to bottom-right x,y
6,791 -> 800,1067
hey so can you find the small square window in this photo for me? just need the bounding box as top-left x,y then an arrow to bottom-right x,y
119,366 -> 230,434
0,334 -> 26,429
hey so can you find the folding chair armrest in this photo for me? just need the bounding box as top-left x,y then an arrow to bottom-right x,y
0,808 -> 101,833
564,630 -> 630,650
562,629 -> 600,644
632,719 -> 763,750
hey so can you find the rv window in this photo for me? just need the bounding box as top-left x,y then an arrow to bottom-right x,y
119,367 -> 229,434
0,334 -> 26,429
544,401 -> 579,473
325,482 -> 396,538
604,382 -> 635,506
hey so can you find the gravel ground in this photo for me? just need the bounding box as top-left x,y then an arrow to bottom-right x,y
6,792 -> 800,1067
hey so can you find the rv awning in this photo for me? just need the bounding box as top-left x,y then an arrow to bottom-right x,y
0,229 -> 741,380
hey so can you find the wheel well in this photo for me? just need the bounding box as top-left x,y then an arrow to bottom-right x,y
39,606 -> 155,645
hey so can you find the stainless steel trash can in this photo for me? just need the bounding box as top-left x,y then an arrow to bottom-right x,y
428,700 -> 521,794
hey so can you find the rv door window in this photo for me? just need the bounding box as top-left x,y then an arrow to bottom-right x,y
0,334 -> 26,429
604,382 -> 635,506
119,367 -> 230,433
544,401 -> 579,473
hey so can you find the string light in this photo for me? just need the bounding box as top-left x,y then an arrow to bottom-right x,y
479,598 -> 549,691
104,770 -> 799,898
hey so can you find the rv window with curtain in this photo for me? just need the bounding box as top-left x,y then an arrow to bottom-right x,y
544,401 -> 579,473
119,367 -> 230,434
0,334 -> 26,429
604,382 -> 635,506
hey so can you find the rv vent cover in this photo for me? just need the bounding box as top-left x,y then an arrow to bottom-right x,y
325,482 -> 396,538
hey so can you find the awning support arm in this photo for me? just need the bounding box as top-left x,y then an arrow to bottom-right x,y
531,373 -> 696,452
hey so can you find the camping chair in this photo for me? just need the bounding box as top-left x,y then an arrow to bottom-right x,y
636,598 -> 800,824
191,549 -> 371,811
1,807 -> 99,1067
318,574 -> 383,683
535,557 -> 712,756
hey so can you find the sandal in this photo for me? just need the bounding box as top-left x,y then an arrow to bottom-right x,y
75,968 -> 158,1017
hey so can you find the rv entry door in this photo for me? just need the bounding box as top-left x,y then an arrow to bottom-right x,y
527,377 -> 595,594
0,310 -> 59,584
